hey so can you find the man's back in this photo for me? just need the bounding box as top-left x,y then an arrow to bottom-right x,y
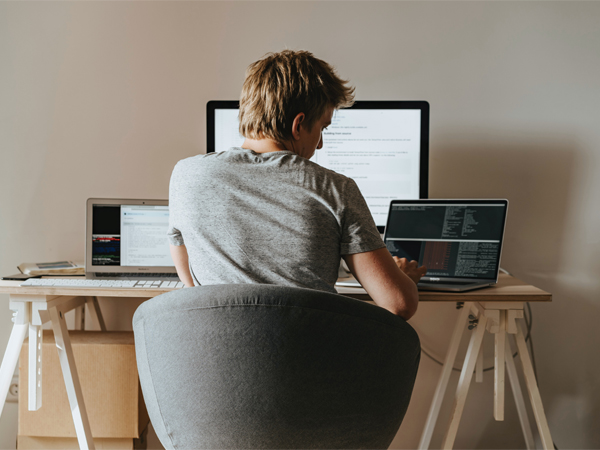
167,49 -> 423,319
167,148 -> 384,293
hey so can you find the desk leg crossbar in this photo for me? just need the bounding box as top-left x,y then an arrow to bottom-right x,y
418,302 -> 553,450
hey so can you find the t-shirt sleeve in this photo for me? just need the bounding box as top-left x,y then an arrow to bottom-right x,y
339,178 -> 386,255
167,162 -> 185,246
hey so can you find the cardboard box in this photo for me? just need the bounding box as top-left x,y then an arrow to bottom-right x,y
17,426 -> 148,450
19,331 -> 149,439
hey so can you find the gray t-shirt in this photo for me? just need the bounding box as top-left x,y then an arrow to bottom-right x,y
167,147 -> 385,293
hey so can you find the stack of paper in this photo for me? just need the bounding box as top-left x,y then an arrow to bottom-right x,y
18,261 -> 84,276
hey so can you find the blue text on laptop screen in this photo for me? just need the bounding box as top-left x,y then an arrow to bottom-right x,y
92,205 -> 172,266
385,204 -> 506,279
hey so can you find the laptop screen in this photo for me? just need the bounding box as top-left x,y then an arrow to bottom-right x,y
384,200 -> 508,281
88,200 -> 173,270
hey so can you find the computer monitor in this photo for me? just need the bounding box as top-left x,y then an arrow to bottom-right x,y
207,100 -> 429,232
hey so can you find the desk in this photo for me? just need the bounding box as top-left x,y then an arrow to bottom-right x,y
340,273 -> 553,449
0,281 -> 168,450
1,274 -> 552,450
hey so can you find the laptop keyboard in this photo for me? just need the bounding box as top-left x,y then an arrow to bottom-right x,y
20,278 -> 185,289
95,272 -> 178,278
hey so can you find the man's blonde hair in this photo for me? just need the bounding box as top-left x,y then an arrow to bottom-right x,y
239,50 -> 355,143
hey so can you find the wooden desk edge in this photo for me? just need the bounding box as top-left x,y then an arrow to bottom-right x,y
337,273 -> 552,302
0,280 -> 170,298
0,273 -> 551,302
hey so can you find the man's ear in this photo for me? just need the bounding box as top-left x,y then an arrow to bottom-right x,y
291,112 -> 306,141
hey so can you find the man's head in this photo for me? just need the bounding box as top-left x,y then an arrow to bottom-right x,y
239,50 -> 355,147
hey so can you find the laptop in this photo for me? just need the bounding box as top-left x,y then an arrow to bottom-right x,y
337,199 -> 508,292
85,198 -> 179,281
385,199 -> 508,291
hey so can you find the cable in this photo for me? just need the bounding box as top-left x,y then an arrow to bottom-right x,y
420,331 -> 521,373
420,346 -> 519,373
419,310 -> 534,372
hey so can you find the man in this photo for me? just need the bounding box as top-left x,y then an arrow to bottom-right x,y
167,50 -> 426,320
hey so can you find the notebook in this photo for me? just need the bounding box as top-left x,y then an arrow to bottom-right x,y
85,198 -> 179,281
385,199 -> 508,292
337,199 -> 508,292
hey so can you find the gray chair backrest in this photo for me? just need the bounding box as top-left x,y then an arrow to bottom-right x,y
133,284 -> 420,449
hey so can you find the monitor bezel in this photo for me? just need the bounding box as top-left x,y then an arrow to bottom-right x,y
207,100 -> 430,232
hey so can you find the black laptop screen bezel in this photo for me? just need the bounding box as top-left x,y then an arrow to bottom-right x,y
383,199 -> 509,283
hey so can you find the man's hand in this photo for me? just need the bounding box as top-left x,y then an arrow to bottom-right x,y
393,257 -> 427,285
343,248 -> 420,320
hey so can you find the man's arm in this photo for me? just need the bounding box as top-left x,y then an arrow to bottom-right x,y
170,244 -> 195,288
343,248 -> 425,320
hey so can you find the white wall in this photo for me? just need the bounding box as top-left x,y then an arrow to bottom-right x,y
1,2 -> 599,448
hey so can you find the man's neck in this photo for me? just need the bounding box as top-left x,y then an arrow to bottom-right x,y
241,138 -> 292,154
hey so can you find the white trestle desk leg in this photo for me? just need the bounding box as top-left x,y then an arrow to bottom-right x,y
515,320 -> 553,449
28,324 -> 43,410
86,297 -> 106,331
494,310 -> 506,421
418,303 -> 473,450
30,301 -> 53,412
49,305 -> 95,450
74,305 -> 85,330
475,344 -> 484,383
441,312 -> 488,449
0,302 -> 30,418
505,335 -> 535,450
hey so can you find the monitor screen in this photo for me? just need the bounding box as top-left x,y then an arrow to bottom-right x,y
207,101 -> 429,231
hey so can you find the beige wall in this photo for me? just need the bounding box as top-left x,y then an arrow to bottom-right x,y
1,2 -> 599,448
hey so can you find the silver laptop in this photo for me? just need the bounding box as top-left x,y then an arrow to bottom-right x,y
384,199 -> 508,292
86,198 -> 179,281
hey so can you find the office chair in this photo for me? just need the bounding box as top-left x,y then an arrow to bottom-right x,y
132,284 -> 420,449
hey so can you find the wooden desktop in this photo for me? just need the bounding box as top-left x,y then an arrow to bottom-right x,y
0,273 -> 552,450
